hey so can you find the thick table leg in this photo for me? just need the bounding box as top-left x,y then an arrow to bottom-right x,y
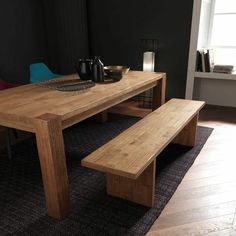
107,160 -> 156,207
34,113 -> 70,219
173,113 -> 199,147
96,110 -> 108,123
152,75 -> 166,111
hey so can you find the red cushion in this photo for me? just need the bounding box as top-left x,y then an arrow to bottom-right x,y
0,79 -> 22,90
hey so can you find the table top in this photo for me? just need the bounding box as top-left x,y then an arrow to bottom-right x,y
0,71 -> 165,132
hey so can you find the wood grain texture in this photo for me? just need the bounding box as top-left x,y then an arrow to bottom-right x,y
152,74 -> 166,111
148,214 -> 234,236
0,71 -> 166,132
153,201 -> 236,231
172,113 -> 198,147
61,79 -> 158,129
82,99 -> 205,179
0,71 -> 166,220
34,113 -> 70,219
107,160 -> 156,207
162,190 -> 236,217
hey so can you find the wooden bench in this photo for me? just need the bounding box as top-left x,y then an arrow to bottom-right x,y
81,99 -> 205,207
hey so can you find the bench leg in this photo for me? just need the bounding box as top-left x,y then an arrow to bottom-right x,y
34,113 -> 70,219
107,160 -> 156,207
173,113 -> 198,147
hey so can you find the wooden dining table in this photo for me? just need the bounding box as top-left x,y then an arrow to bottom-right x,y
0,71 -> 166,219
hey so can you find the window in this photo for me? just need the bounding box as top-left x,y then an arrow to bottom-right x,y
199,0 -> 236,66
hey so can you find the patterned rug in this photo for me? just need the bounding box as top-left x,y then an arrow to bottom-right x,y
0,114 -> 213,236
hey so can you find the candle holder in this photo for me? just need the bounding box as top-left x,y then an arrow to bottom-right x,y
138,39 -> 159,108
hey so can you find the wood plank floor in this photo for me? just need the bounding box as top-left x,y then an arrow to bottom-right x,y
147,105 -> 236,236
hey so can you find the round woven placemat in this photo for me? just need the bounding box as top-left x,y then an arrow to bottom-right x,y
36,78 -> 95,91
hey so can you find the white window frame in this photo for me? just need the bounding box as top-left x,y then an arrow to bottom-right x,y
207,0 -> 236,49
206,0 -> 215,47
185,0 -> 236,100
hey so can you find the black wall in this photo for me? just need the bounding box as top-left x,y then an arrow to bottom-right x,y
0,0 -> 47,83
42,0 -> 89,74
0,0 -> 193,97
87,0 -> 193,99
0,0 -> 89,83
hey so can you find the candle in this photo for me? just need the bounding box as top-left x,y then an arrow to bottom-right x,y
143,51 -> 155,72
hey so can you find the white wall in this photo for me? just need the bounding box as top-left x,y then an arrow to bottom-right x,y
193,78 -> 236,107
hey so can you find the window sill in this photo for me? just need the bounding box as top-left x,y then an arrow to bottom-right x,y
194,72 -> 236,81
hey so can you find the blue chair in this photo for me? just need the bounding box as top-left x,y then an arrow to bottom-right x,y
30,63 -> 61,83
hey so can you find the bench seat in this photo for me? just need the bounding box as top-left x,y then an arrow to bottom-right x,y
82,99 -> 205,207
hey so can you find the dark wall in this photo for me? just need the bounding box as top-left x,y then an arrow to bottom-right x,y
87,0 -> 193,99
0,0 -> 47,83
0,0 -> 89,83
42,0 -> 89,74
0,0 -> 193,95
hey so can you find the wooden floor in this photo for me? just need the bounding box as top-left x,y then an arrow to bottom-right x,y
146,105 -> 236,236
111,102 -> 236,235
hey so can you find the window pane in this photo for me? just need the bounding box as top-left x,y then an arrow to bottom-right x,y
213,48 -> 236,67
215,0 -> 236,13
211,15 -> 236,46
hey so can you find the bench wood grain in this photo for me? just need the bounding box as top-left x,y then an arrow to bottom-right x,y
82,99 -> 205,207
34,114 -> 70,219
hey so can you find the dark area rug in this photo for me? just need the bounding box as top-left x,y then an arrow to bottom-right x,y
0,114 -> 213,236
